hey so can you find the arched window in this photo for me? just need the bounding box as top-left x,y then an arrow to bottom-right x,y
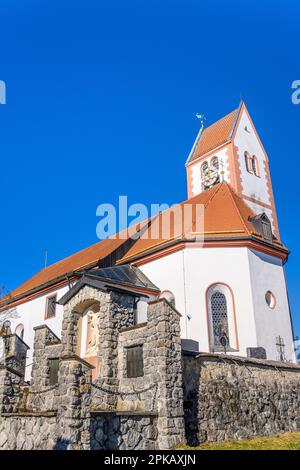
206,283 -> 238,352
201,161 -> 208,176
211,291 -> 229,351
245,151 -> 260,176
211,156 -> 219,170
159,290 -> 175,307
15,324 -> 24,340
201,161 -> 210,191
245,151 -> 253,174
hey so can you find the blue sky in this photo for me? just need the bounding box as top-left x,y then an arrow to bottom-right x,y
0,1 -> 299,337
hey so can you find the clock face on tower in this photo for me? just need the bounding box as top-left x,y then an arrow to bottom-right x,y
201,165 -> 220,190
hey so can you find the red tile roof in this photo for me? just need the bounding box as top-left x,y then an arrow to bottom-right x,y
189,109 -> 238,162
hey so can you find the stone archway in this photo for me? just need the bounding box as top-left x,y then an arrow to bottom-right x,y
61,286 -> 109,380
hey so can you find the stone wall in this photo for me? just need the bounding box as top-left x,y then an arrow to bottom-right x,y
1,334 -> 29,376
0,334 -> 29,413
90,412 -> 158,450
0,286 -> 185,450
0,411 -> 158,450
183,352 -> 300,446
0,367 -> 24,413
0,413 -> 57,450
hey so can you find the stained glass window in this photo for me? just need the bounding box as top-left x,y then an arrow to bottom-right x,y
211,291 -> 229,350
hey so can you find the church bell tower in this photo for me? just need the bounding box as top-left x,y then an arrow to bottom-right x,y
186,102 -> 280,238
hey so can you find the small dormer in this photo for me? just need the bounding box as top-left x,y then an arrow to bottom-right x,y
249,213 -> 274,243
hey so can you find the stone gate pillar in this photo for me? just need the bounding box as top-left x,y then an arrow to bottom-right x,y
95,290 -> 135,410
147,299 -> 186,449
55,355 -> 93,450
0,334 -> 29,413
31,325 -> 61,388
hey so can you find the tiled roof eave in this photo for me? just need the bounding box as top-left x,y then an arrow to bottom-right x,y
117,235 -> 289,265
0,234 -> 289,311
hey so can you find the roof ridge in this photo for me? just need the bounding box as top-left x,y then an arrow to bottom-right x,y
225,184 -> 251,234
205,108 -> 238,132
202,182 -> 227,208
185,125 -> 205,165
228,101 -> 243,140
204,181 -> 227,207
184,181 -> 223,207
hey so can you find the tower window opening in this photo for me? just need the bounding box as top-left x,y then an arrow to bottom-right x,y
201,161 -> 208,176
245,151 -> 260,176
211,156 -> 219,170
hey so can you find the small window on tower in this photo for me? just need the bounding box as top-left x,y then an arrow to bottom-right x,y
245,152 -> 260,177
245,152 -> 253,173
45,295 -> 57,319
211,156 -> 219,170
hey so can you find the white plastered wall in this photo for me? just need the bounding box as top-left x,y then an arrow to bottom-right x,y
244,200 -> 273,226
139,246 -> 295,362
233,108 -> 275,229
139,246 -> 258,357
247,249 -> 295,362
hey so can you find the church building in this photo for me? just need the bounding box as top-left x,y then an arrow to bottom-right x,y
0,101 -> 296,381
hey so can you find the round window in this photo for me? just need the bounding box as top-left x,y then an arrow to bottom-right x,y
265,291 -> 276,309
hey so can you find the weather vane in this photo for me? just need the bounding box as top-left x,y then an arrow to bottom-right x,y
196,113 -> 206,128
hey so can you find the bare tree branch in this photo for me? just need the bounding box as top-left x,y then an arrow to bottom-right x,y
0,284 -> 19,327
